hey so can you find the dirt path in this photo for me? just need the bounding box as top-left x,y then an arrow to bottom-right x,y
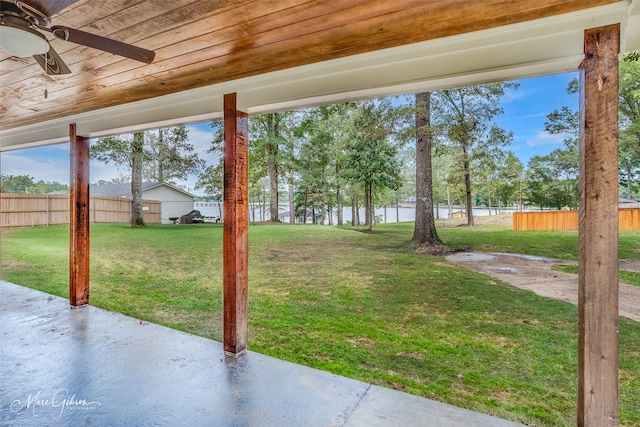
445,252 -> 640,322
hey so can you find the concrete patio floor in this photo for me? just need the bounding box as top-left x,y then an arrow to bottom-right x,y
0,280 -> 524,427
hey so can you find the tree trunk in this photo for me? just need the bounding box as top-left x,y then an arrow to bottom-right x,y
288,180 -> 295,224
336,165 -> 343,226
130,131 -> 145,227
626,160 -> 633,199
303,188 -> 308,224
366,182 -> 373,231
412,92 -> 442,245
266,114 -> 280,222
262,187 -> 267,221
157,129 -> 165,182
363,188 -> 369,226
363,184 -> 369,227
395,192 -> 400,223
353,194 -> 359,226
518,181 -> 523,212
446,184 -> 452,219
336,189 -> 343,225
351,197 -> 356,226
463,146 -> 474,226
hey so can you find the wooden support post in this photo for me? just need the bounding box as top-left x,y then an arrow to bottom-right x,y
223,93 -> 249,355
69,123 -> 90,306
578,24 -> 619,427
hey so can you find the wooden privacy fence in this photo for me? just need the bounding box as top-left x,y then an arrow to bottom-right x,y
513,208 -> 640,231
0,194 -> 161,227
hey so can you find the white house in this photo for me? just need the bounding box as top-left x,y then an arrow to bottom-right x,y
91,182 -> 196,224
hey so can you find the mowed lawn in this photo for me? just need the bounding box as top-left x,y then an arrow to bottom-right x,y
2,221 -> 639,426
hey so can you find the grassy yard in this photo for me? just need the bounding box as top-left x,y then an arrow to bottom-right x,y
1,221 -> 639,426
552,264 -> 640,287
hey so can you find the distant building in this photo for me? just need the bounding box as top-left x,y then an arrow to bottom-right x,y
619,197 -> 640,209
400,196 -> 416,208
450,210 -> 467,219
91,182 -> 195,224
403,196 -> 416,204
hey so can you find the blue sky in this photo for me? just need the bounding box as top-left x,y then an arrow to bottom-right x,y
1,72 -> 578,194
497,72 -> 578,163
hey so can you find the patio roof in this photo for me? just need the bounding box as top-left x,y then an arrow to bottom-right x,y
1,0 -> 639,150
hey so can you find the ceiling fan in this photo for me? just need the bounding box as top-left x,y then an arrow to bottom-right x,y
0,0 -> 155,75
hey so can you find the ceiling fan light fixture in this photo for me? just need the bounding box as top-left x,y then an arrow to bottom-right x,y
0,16 -> 49,57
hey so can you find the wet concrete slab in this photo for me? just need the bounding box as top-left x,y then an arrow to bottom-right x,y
0,281 -> 525,426
344,385 -> 520,427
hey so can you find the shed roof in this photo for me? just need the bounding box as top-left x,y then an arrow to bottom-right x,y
91,181 -> 195,199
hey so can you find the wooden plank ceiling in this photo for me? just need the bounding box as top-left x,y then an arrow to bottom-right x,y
0,0 -> 625,133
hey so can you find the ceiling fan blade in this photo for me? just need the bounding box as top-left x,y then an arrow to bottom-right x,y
18,0 -> 80,17
33,45 -> 71,75
51,26 -> 155,64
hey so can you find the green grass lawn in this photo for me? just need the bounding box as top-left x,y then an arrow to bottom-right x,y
1,221 -> 639,426
437,221 -> 640,261
552,264 -> 640,287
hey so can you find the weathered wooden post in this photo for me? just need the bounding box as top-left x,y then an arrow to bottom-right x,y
578,24 -> 619,427
223,93 -> 249,355
69,123 -> 90,306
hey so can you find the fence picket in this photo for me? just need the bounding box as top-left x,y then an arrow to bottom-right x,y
0,194 -> 161,227
512,209 -> 640,231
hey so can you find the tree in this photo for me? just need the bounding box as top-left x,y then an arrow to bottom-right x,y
144,126 -> 204,184
293,104 -> 356,225
0,175 -> 68,194
343,99 -> 401,231
307,104 -> 355,225
525,143 -> 579,210
498,152 -> 525,210
431,153 -> 456,219
91,131 -> 147,226
250,112 -> 295,222
411,92 -> 442,245
195,162 -> 223,200
0,175 -> 35,193
432,82 -> 517,225
475,150 -> 504,214
394,146 -> 417,221
294,108 -> 332,224
130,132 -> 145,226
619,56 -> 640,199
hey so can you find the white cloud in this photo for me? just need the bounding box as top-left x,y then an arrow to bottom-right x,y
525,131 -> 566,148
1,150 -> 70,184
90,160 -> 129,184
187,125 -> 218,165
501,87 -> 529,104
